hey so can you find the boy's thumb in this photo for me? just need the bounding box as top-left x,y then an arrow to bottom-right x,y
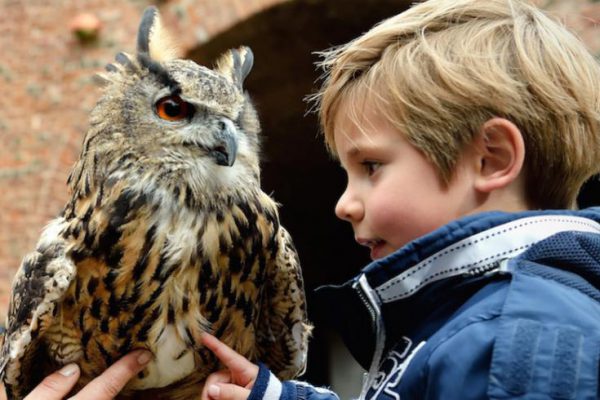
207,383 -> 251,400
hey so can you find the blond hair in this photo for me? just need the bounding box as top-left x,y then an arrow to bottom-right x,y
312,0 -> 600,209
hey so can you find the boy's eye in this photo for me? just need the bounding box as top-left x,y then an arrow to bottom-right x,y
361,161 -> 381,176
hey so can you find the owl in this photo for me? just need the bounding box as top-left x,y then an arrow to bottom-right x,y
0,6 -> 311,399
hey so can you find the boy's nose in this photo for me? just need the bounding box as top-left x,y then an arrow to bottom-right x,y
335,188 -> 364,223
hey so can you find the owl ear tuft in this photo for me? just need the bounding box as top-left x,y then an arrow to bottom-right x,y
137,6 -> 180,62
215,47 -> 254,89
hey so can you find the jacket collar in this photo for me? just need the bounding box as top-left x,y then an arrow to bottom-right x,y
366,210 -> 600,303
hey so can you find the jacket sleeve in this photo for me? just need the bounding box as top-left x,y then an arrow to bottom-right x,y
248,364 -> 340,400
418,317 -> 600,399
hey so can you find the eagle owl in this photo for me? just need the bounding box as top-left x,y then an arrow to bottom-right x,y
0,7 -> 311,399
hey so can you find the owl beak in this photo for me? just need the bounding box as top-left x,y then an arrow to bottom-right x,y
210,122 -> 238,167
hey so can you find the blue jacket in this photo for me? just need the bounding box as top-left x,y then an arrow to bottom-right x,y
249,209 -> 600,400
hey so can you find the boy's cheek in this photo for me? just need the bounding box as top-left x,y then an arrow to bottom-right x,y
370,199 -> 445,248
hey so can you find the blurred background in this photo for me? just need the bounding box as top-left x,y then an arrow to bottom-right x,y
1,0 -> 600,397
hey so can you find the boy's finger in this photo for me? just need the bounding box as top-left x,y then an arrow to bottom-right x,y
24,364 -> 80,400
201,370 -> 231,400
207,383 -> 251,400
70,349 -> 152,400
201,334 -> 255,376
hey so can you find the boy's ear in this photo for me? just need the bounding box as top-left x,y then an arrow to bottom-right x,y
472,117 -> 525,193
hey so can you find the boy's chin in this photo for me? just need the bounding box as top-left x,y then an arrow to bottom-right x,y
370,242 -> 393,260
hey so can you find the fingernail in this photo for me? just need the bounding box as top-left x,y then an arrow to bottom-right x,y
137,350 -> 153,365
208,384 -> 220,399
59,363 -> 79,377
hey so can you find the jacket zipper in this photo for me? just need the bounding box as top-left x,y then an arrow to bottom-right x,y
463,258 -> 511,277
353,274 -> 386,400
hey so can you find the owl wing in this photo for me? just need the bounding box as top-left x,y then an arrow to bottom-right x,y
256,226 -> 312,380
0,218 -> 77,398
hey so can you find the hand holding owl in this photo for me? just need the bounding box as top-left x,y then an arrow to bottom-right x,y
23,350 -> 151,400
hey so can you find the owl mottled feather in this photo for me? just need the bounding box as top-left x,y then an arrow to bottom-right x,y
0,7 -> 311,399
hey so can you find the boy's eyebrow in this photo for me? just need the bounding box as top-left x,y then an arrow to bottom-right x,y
336,147 -> 360,169
346,131 -> 377,157
347,147 -> 361,158
342,146 -> 368,163
347,142 -> 379,158
338,133 -> 378,160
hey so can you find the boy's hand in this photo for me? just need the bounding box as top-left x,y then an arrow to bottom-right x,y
23,349 -> 152,400
201,333 -> 259,400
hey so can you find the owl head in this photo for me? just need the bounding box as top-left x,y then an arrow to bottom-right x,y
70,7 -> 262,203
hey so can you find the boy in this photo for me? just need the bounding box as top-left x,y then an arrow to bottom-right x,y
197,0 -> 600,399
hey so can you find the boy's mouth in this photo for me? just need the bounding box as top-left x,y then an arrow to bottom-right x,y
356,238 -> 386,259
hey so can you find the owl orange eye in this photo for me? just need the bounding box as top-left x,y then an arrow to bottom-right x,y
155,95 -> 193,121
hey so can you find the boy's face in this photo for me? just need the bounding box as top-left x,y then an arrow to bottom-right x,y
334,108 -> 479,260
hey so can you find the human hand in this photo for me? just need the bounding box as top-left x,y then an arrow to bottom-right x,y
200,333 -> 259,400
22,349 -> 152,400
